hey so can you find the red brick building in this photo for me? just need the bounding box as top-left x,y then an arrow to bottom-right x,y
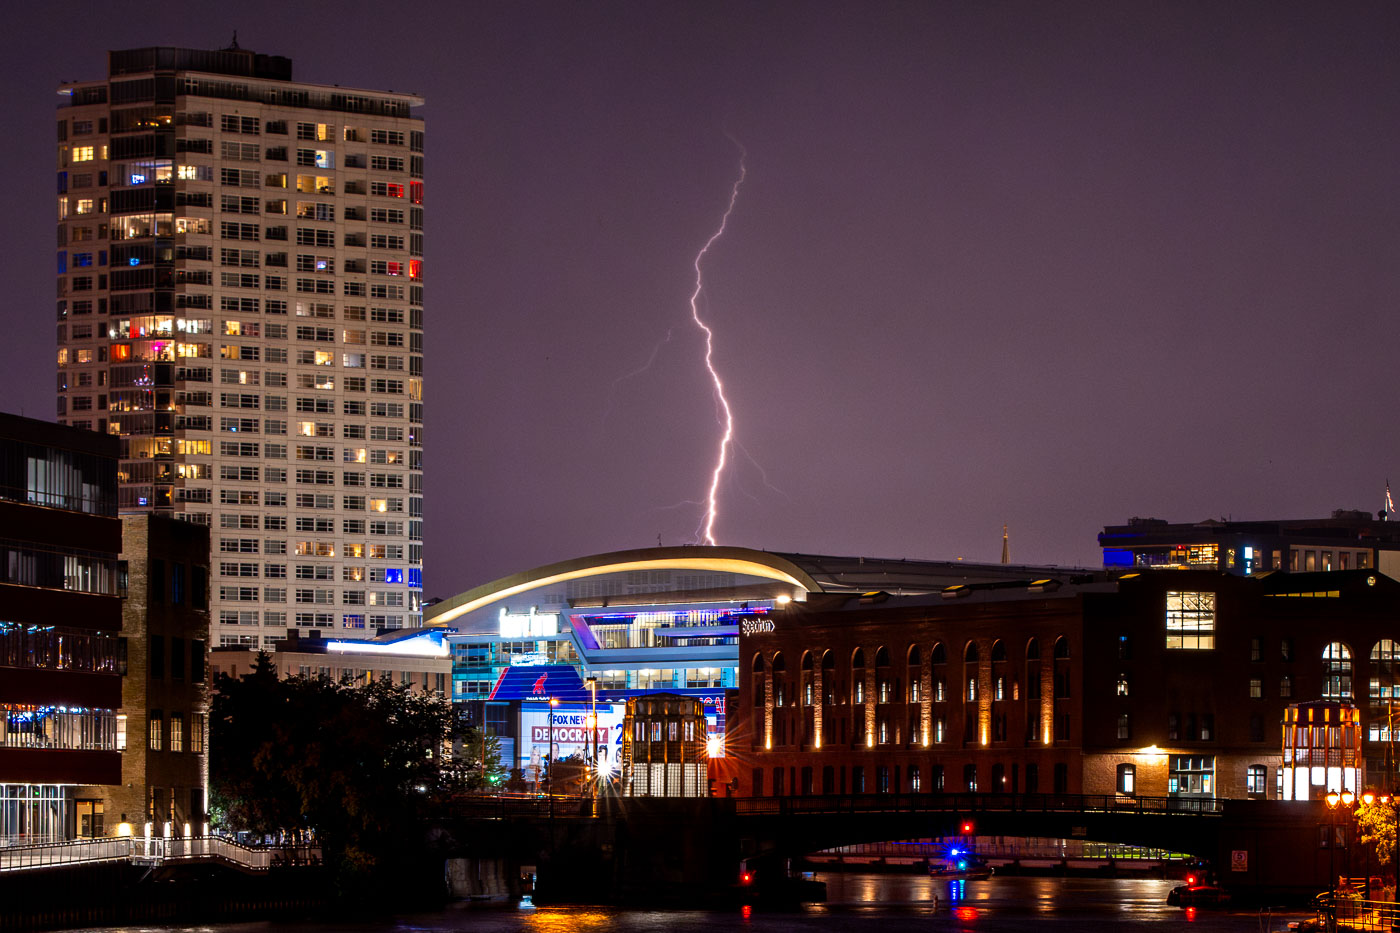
733,569 -> 1400,803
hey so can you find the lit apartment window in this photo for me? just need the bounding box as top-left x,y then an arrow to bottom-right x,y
1165,591 -> 1215,649
1117,763 -> 1135,794
170,713 -> 184,752
148,712 -> 163,751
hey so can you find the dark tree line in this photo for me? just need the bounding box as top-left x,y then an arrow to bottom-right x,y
209,653 -> 503,900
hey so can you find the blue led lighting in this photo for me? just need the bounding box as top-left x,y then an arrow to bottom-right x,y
1102,548 -> 1134,567
128,257 -> 140,266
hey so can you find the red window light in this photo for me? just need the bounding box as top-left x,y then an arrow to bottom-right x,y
409,259 -> 422,280
410,181 -> 423,204
960,821 -> 974,834
386,183 -> 404,198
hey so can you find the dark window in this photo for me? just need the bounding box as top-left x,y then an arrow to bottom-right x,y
1250,637 -> 1262,662
773,767 -> 784,796
150,634 -> 165,680
190,639 -> 205,683
192,566 -> 208,608
1117,634 -> 1131,660
1025,763 -> 1038,794
1249,714 -> 1264,742
1054,636 -> 1070,658
1117,713 -> 1130,740
963,763 -> 977,791
931,764 -> 945,792
171,563 -> 185,604
852,766 -> 865,794
1168,713 -> 1179,741
1053,762 -> 1068,793
876,766 -> 890,793
1055,713 -> 1070,742
1281,638 -> 1294,662
150,559 -> 165,603
801,766 -> 813,795
752,768 -> 763,797
171,637 -> 185,681
1201,714 -> 1214,741
822,766 -> 834,794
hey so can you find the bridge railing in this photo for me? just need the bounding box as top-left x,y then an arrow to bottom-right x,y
0,836 -> 321,873
0,837 -> 131,872
1316,894 -> 1400,931
734,792 -> 1225,817
448,793 -> 595,819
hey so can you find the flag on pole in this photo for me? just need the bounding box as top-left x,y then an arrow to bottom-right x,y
1388,481 -> 1395,521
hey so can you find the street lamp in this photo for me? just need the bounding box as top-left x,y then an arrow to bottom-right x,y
548,697 -> 559,818
585,677 -> 598,792
1326,789 -> 1356,933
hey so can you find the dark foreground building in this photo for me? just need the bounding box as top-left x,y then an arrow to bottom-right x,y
0,413 -> 124,841
733,568 -> 1400,804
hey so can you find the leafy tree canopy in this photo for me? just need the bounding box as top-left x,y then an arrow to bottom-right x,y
209,653 -> 503,896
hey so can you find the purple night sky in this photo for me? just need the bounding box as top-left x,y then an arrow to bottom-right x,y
5,3 -> 1400,598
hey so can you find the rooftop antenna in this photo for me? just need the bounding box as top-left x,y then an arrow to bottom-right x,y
229,31 -> 240,50
1001,524 -> 1009,565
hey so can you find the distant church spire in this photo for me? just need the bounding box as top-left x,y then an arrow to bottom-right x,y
1001,524 -> 1009,565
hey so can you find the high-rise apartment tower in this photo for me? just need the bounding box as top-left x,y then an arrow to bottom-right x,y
55,46 -> 425,649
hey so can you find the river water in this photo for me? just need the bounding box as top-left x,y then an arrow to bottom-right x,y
77,874 -> 1314,932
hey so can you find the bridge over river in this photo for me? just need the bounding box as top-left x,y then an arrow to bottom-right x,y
444,792 -> 1329,904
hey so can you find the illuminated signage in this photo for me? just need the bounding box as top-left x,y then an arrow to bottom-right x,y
740,618 -> 775,636
500,607 -> 559,639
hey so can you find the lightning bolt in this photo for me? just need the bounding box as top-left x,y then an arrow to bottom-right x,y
691,138 -> 747,546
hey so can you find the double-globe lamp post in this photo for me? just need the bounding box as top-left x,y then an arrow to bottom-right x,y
1326,790 -> 1356,933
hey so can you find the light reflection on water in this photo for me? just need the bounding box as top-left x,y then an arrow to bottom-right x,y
79,874 -> 1314,933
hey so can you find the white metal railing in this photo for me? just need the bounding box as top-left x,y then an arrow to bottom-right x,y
0,835 -> 320,873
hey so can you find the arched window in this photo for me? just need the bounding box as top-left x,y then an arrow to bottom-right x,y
1054,636 -> 1070,659
875,646 -> 890,666
1116,763 -> 1136,794
1323,642 -> 1353,698
1373,640 -> 1399,674
801,651 -> 813,670
852,648 -> 865,669
991,640 -> 1007,662
1026,637 -> 1040,659
771,652 -> 786,671
751,654 -> 764,707
964,641 -> 980,663
851,648 -> 865,703
931,642 -> 946,664
907,645 -> 921,665
821,650 -> 835,670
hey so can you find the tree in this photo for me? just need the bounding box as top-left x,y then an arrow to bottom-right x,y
210,655 -> 475,899
456,726 -> 507,791
1357,798 -> 1398,888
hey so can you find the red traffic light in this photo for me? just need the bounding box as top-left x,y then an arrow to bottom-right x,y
741,872 -> 752,885
1186,874 -> 1196,885
960,821 -> 974,834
